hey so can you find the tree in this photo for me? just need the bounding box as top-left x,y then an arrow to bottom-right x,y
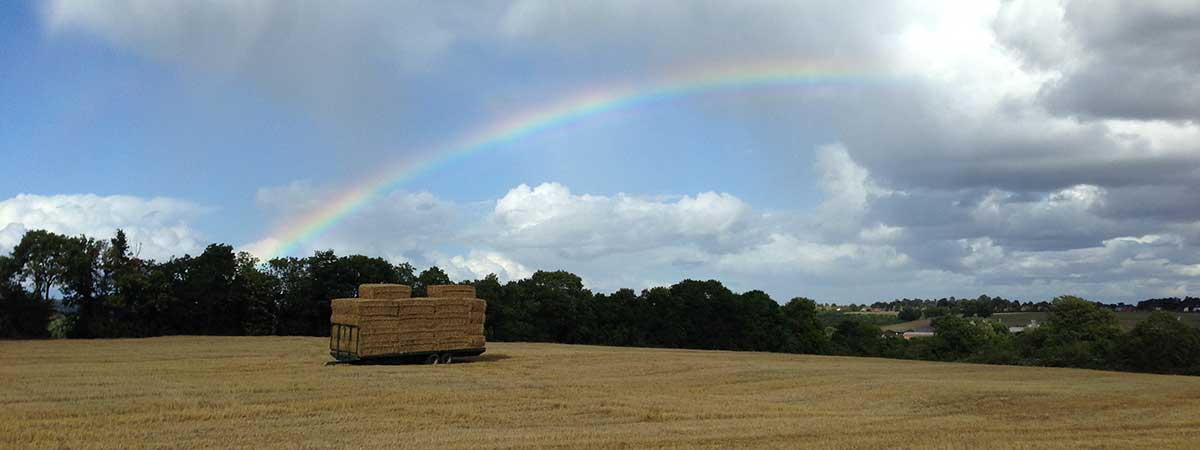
10,230 -> 71,302
1030,295 -> 1122,368
780,297 -> 827,354
927,315 -> 1010,361
414,266 -> 452,296
0,254 -> 52,338
1120,312 -> 1200,374
831,320 -> 885,356
898,307 -> 922,321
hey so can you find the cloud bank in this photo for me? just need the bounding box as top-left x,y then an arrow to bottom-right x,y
40,0 -> 1200,301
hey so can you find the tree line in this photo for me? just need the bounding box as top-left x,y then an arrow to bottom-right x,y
2,229 -> 1198,375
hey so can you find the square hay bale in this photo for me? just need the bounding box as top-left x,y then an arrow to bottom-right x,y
397,304 -> 436,318
468,312 -> 486,324
331,299 -> 403,325
358,284 -> 412,299
468,299 -> 487,313
398,318 -> 438,331
397,342 -> 435,353
466,336 -> 486,348
405,299 -> 438,307
468,323 -> 485,335
427,297 -> 470,307
359,344 -> 398,357
427,285 -> 476,298
397,331 -> 434,341
435,304 -> 470,316
359,317 -> 401,329
436,337 -> 471,348
433,318 -> 468,329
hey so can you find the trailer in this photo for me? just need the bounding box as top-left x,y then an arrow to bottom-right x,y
329,322 -> 485,364
328,284 -> 487,364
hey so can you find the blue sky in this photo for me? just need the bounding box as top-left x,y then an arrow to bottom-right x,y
2,1 -> 1199,303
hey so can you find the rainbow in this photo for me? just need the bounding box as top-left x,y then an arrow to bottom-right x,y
249,61 -> 896,260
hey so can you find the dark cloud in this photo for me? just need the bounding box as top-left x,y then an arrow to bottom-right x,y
998,0 -> 1200,121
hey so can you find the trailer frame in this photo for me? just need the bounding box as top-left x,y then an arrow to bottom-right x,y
329,322 -> 485,364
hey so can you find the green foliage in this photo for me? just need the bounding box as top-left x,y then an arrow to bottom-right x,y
414,266 -> 451,296
830,320 -> 886,356
780,298 -> 828,354
897,307 -> 922,321
1120,312 -> 1200,374
923,306 -> 949,318
926,315 -> 1010,361
4,228 -> 1200,377
1031,295 -> 1122,368
0,255 -> 53,338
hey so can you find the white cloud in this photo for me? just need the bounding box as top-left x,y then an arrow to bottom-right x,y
439,250 -> 532,282
44,1 -> 1200,301
489,182 -> 756,259
0,194 -> 205,260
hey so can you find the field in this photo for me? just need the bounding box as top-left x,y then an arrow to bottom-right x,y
3,338 -> 1200,449
883,311 -> 1200,332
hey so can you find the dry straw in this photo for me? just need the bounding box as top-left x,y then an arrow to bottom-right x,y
357,284 -> 412,299
330,284 -> 487,357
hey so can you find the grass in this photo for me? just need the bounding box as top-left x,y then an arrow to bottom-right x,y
3,337 -> 1200,449
883,311 -> 1200,332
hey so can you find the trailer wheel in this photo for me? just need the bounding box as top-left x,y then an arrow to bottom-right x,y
438,353 -> 453,365
424,354 -> 440,365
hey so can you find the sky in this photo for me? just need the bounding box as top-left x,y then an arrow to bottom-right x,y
2,0 -> 1198,303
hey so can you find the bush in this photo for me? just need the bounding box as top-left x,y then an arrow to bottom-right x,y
1120,312 -> 1200,374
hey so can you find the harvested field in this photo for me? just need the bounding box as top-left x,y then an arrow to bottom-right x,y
3,337 -> 1200,449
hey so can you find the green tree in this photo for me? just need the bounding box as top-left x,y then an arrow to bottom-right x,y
1028,295 -> 1122,368
1120,312 -> 1200,374
414,266 -> 452,296
831,320 -> 885,356
898,307 -> 922,321
780,297 -> 828,354
10,230 -> 71,302
0,254 -> 52,338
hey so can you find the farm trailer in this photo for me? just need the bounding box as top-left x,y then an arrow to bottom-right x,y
329,284 -> 486,364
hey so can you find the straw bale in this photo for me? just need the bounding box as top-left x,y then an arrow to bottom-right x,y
398,318 -> 438,331
396,304 -> 435,318
435,304 -> 470,316
398,331 -> 435,341
436,336 -> 471,348
405,299 -> 438,308
466,336 -> 485,348
359,345 -> 397,357
426,297 -> 470,307
468,299 -> 487,313
468,312 -> 486,324
397,342 -> 435,353
434,318 -> 468,329
358,284 -> 412,299
427,285 -> 476,298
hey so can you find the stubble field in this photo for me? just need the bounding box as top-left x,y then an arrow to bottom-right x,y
3,337 -> 1200,449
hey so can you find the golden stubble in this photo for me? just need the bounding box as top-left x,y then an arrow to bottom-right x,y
2,337 -> 1199,450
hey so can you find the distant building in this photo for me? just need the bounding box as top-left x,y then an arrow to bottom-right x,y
902,331 -> 935,340
1009,320 -> 1039,334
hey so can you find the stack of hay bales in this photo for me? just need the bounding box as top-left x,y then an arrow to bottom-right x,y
329,283 -> 486,358
427,284 -> 487,351
358,283 -> 412,300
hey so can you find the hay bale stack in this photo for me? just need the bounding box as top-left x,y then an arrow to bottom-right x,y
427,284 -> 476,298
330,299 -> 399,326
358,284 -> 412,299
330,285 -> 487,358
